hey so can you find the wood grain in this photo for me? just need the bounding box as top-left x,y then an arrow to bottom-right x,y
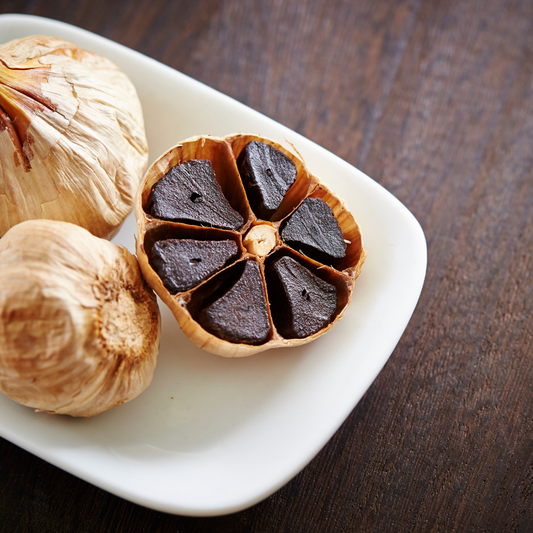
1,0 -> 532,531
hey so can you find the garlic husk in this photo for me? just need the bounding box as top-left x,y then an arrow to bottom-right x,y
0,220 -> 160,417
0,35 -> 148,240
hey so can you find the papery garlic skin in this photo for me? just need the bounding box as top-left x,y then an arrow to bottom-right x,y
0,35 -> 148,239
0,220 -> 160,417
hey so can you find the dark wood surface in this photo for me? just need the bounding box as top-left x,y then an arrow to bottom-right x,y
1,0 -> 532,531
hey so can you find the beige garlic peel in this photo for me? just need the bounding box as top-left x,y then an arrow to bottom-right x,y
0,220 -> 160,417
0,35 -> 149,240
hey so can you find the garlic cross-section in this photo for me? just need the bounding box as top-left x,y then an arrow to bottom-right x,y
135,133 -> 366,357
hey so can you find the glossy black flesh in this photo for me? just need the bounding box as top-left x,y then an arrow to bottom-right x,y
150,239 -> 239,293
238,141 -> 297,220
197,260 -> 271,345
280,197 -> 346,266
266,256 -> 337,338
148,160 -> 244,230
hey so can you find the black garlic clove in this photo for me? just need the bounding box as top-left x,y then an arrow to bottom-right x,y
238,141 -> 297,220
197,260 -> 271,345
148,160 -> 244,230
280,197 -> 346,266
266,256 -> 337,338
150,239 -> 239,293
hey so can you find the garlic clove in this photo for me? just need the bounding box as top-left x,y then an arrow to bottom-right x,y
197,259 -> 272,345
237,140 -> 297,220
150,238 -> 239,293
148,159 -> 244,230
280,197 -> 347,266
266,255 -> 338,338
0,220 -> 160,417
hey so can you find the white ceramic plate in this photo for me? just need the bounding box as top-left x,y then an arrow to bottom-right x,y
0,14 -> 427,516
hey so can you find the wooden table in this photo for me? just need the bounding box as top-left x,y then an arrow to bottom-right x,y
1,1 -> 532,531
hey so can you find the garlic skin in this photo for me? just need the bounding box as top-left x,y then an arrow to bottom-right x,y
0,220 -> 160,417
0,35 -> 148,240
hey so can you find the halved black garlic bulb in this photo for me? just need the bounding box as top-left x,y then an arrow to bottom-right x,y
135,134 -> 366,357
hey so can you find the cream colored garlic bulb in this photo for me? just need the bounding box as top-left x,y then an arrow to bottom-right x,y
0,220 -> 160,417
0,35 -> 148,239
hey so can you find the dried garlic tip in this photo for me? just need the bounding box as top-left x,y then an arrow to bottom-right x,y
0,35 -> 148,239
135,134 -> 366,357
0,220 -> 160,417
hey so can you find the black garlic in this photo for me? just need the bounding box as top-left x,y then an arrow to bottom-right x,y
197,260 -> 271,345
149,160 -> 244,230
266,255 -> 337,338
238,141 -> 297,220
281,197 -> 346,266
150,239 -> 239,293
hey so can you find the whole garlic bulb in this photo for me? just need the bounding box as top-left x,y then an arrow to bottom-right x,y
0,220 -> 160,417
0,35 -> 149,239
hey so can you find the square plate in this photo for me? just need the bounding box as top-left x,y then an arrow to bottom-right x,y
0,15 -> 427,516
